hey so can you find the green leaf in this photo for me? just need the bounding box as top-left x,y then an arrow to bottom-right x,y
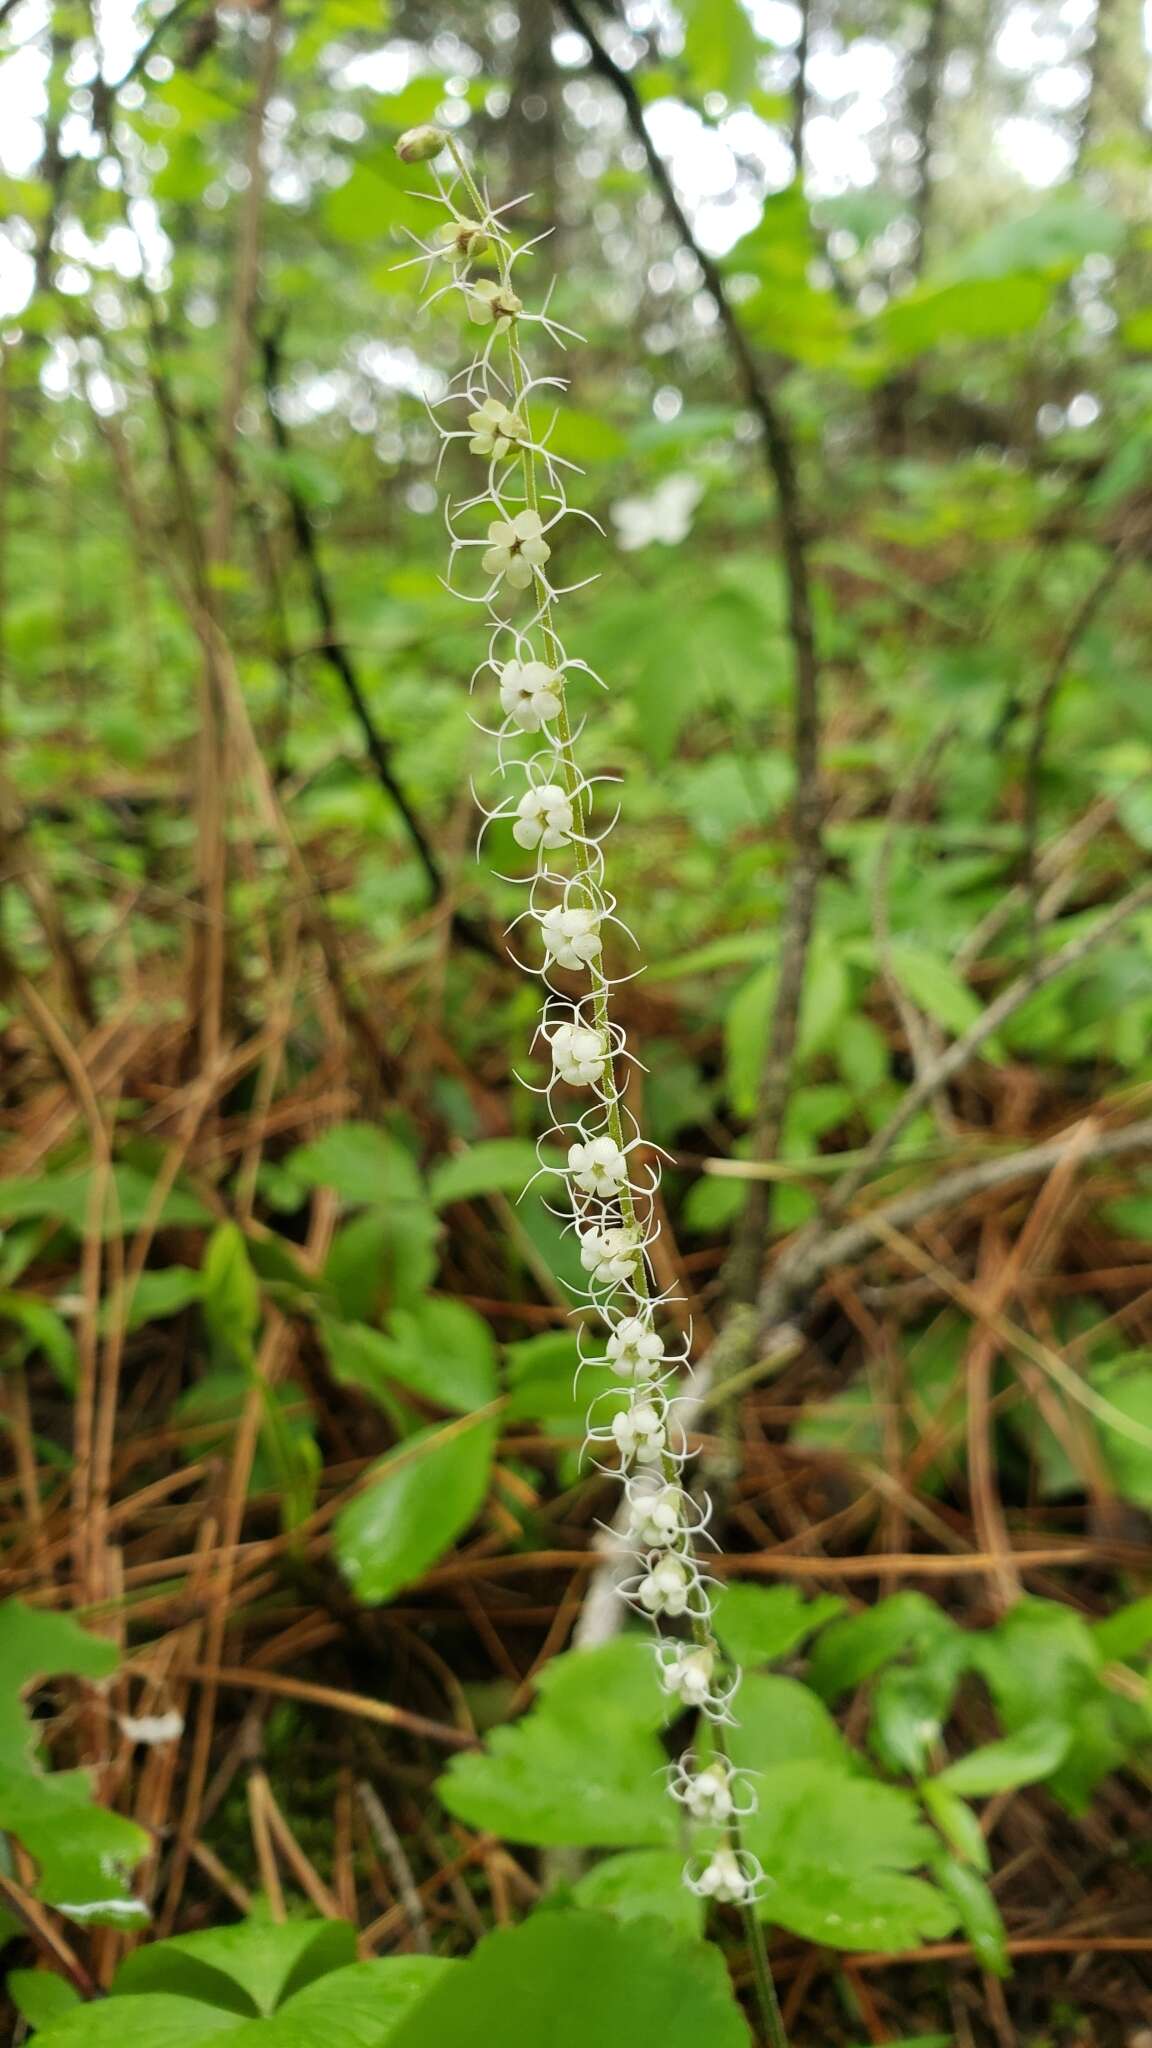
0,1166 -> 210,1239
808,1592 -> 961,1702
504,1331 -> 625,1439
971,1599 -> 1143,1812
333,1414 -> 496,1604
1094,1596 -> 1152,1662
262,1958 -> 452,2044
320,1299 -> 497,1414
201,1225 -> 261,1358
887,943 -> 982,1036
1090,1352 -> 1152,1507
711,1584 -> 844,1669
877,276 -> 1051,358
931,1854 -> 1009,1977
919,1781 -> 989,1871
387,1912 -> 751,2048
113,1921 -> 358,2016
119,1268 -> 204,1334
727,1674 -> 857,1774
0,1291 -> 76,1387
287,1124 -> 425,1211
30,1995 -> 241,2047
7,1968 -> 82,2030
936,1719 -> 1070,1796
745,1761 -> 957,1950
681,0 -> 759,101
0,1601 -> 118,1764
438,1641 -> 675,1849
429,1139 -> 547,1209
571,1851 -> 704,1937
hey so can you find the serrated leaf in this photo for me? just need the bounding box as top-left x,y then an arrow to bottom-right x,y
386,1912 -> 750,2048
334,1414 -> 496,1604
287,1124 -> 425,1211
808,1592 -> 962,1702
745,1761 -> 956,1950
711,1584 -> 844,1668
438,1642 -> 674,1848
572,1850 -> 704,1936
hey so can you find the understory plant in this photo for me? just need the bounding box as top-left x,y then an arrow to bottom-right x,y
393,122 -> 786,2040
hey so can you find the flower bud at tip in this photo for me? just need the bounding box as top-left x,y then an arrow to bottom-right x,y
395,125 -> 447,164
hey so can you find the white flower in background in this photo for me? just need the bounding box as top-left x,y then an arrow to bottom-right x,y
579,1222 -> 641,1287
689,1847 -> 759,1906
482,508 -> 550,587
607,1315 -> 663,1377
568,1133 -> 628,1197
513,782 -> 573,849
499,658 -> 563,730
549,1019 -> 608,1086
626,1477 -> 683,1548
539,902 -> 601,970
611,1397 -> 665,1466
117,1709 -> 184,1746
637,1553 -> 693,1617
469,396 -> 527,458
611,473 -> 703,552
466,276 -> 523,329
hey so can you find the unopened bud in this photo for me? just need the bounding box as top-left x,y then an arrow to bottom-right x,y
395,125 -> 446,164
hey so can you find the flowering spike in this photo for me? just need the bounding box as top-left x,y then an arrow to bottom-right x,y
410,134 -> 763,1918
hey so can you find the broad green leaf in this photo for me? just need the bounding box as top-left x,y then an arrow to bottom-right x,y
334,1414 -> 496,1603
31,1995 -> 241,2047
287,1124 -> 425,1211
1094,1596 -> 1152,1662
935,1719 -> 1070,1795
947,197 -> 1124,281
746,1761 -> 956,1949
972,1599 -> 1148,1812
919,1781 -> 990,1871
572,1850 -> 704,1937
7,1968 -> 82,2029
387,1912 -> 751,2048
429,1139 -> 548,1209
869,1654 -> 967,1778
711,1584 -> 844,1669
877,276 -> 1050,358
1090,1352 -> 1152,1507
0,1601 -> 118,1765
727,1674 -> 857,1775
262,1958 -> 453,2044
0,1765 -> 149,1926
504,1331 -> 625,1438
113,1919 -> 358,2016
808,1592 -> 962,1702
438,1641 -> 675,1848
119,1267 -> 204,1334
319,1299 -> 497,1414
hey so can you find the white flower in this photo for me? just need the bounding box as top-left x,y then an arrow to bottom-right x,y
690,1847 -> 757,1906
117,1710 -> 184,1746
540,903 -> 601,971
579,1223 -> 641,1287
468,396 -> 527,459
611,1397 -> 665,1466
550,1020 -> 608,1086
467,277 -> 523,329
637,1554 -> 693,1617
499,659 -> 563,730
436,217 -> 490,263
660,1643 -> 716,1708
611,473 -> 703,552
482,508 -> 550,588
513,782 -> 573,849
607,1316 -> 663,1377
568,1134 -> 628,1197
627,1477 -> 683,1548
680,1764 -> 734,1825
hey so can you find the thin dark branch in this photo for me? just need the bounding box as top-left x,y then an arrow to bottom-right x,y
790,0 -> 811,169
556,0 -> 824,1301
260,329 -> 498,960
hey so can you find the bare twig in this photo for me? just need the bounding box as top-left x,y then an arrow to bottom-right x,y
556,0 -> 824,1300
358,1782 -> 431,1953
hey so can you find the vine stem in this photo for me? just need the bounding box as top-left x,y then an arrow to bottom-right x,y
443,136 -> 789,2048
